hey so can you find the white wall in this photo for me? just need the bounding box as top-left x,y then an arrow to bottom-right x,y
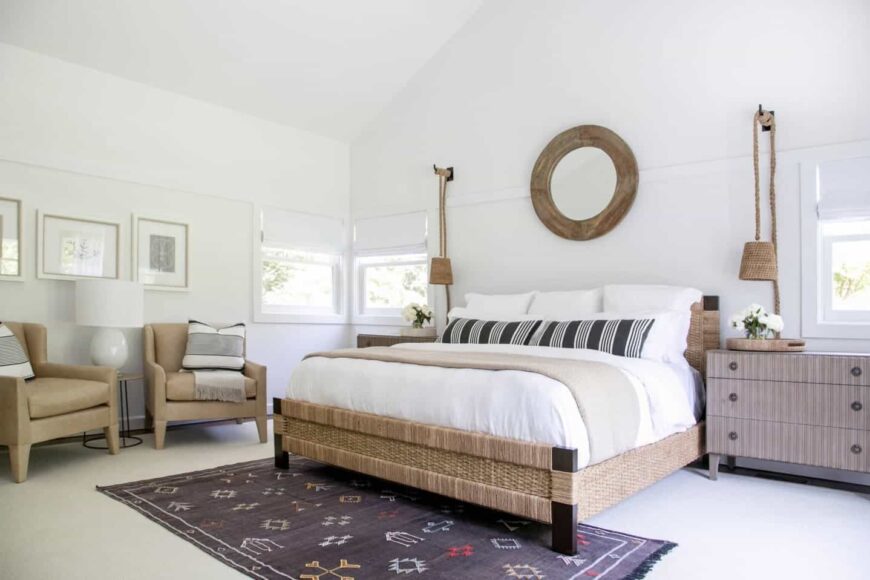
0,43 -> 352,425
350,0 -> 870,353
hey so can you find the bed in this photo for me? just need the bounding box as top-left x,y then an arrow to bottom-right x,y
273,296 -> 719,555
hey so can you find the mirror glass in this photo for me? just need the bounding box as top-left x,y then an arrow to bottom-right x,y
550,147 -> 617,220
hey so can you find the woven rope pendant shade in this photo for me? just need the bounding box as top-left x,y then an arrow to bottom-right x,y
429,256 -> 453,285
739,241 -> 778,281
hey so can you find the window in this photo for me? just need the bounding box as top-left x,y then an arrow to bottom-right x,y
801,155 -> 870,338
261,247 -> 341,313
358,253 -> 428,315
254,207 -> 346,323
353,212 -> 430,323
821,221 -> 870,323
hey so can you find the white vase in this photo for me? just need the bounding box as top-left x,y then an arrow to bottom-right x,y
401,326 -> 437,338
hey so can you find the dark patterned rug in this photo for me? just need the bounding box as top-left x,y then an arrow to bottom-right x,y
99,457 -> 675,579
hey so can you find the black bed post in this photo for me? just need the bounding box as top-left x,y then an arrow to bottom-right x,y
551,446 -> 579,555
273,397 -> 289,469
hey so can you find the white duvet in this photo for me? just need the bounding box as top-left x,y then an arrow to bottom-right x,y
287,342 -> 703,469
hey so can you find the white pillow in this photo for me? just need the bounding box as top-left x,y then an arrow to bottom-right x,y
528,289 -> 603,319
603,285 -> 702,313
464,292 -> 536,317
447,307 -> 537,322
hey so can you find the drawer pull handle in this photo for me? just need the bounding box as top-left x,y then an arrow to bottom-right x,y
851,444 -> 863,455
729,393 -> 739,402
852,366 -> 863,377
728,431 -> 738,441
852,401 -> 864,412
729,362 -> 739,371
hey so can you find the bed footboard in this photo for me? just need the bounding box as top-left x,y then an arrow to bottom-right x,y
273,397 -> 705,555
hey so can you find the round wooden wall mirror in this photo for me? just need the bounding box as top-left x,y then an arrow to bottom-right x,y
530,125 -> 638,240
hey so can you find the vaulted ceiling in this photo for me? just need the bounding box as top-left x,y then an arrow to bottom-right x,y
0,0 -> 484,142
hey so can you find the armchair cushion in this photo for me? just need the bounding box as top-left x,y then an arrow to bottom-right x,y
165,371 -> 256,401
0,323 -> 35,380
27,377 -> 110,419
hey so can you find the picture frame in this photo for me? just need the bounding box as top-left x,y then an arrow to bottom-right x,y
0,196 -> 23,281
132,215 -> 189,291
37,211 -> 120,281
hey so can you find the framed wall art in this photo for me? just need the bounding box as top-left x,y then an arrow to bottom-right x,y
132,215 -> 189,291
37,212 -> 120,280
0,197 -> 23,281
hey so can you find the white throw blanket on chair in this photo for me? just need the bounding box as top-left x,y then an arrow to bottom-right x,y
193,370 -> 247,403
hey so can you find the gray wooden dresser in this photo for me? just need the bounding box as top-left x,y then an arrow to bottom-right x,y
706,349 -> 870,480
356,333 -> 437,348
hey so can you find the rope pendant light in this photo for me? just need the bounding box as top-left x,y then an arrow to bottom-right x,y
430,165 -> 454,310
739,106 -> 781,315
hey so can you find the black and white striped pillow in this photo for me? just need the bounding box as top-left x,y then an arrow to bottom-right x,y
182,321 -> 246,371
0,323 -> 35,380
529,319 -> 655,358
437,318 -> 542,346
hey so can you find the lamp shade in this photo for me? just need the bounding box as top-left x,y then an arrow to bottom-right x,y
429,257 -> 453,285
75,280 -> 144,328
739,241 -> 778,281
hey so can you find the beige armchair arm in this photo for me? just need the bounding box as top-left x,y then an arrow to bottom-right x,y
0,376 -> 29,446
244,360 -> 267,412
144,360 -> 167,410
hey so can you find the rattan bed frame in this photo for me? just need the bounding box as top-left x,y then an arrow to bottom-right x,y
274,296 -> 720,555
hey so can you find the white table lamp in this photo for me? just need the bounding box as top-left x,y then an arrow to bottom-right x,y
75,280 -> 144,369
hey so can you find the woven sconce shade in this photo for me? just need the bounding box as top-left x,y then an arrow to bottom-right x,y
429,257 -> 453,285
739,240 -> 778,281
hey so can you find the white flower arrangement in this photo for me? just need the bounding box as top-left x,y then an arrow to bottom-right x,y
730,303 -> 784,339
402,303 -> 434,329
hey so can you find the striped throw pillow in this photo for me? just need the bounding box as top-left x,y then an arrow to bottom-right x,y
182,321 -> 246,371
437,318 -> 542,346
0,323 -> 35,380
529,319 -> 655,358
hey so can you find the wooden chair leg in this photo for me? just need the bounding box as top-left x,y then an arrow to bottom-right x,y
9,444 -> 31,483
105,424 -> 120,455
154,420 -> 167,450
144,408 -> 153,431
274,434 -> 289,469
256,416 -> 267,443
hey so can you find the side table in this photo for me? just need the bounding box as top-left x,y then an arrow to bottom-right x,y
83,373 -> 144,449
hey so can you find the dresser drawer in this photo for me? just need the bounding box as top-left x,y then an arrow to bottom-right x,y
707,378 -> 870,430
707,351 -> 870,386
707,416 -> 870,472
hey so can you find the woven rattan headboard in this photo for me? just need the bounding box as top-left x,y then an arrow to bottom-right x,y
686,296 -> 720,376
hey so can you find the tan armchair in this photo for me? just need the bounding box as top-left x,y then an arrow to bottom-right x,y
0,323 -> 118,482
143,324 -> 267,449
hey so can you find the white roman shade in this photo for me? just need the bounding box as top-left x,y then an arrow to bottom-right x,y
262,207 -> 345,253
353,211 -> 428,255
817,156 -> 870,221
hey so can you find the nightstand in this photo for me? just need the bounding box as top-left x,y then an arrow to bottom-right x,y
706,350 -> 870,480
356,333 -> 437,348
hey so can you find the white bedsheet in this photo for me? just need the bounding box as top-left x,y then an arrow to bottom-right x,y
287,342 -> 703,468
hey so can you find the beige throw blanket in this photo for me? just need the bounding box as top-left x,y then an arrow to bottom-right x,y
305,347 -> 641,463
193,370 -> 247,403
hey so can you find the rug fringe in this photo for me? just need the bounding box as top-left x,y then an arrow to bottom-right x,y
623,541 -> 678,580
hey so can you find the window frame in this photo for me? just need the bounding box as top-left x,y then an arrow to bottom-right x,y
800,161 -> 870,339
352,247 -> 430,325
253,207 -> 347,325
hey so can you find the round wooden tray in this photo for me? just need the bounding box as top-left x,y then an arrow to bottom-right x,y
726,337 -> 806,352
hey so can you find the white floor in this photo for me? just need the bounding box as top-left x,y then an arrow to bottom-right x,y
1,423 -> 868,580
